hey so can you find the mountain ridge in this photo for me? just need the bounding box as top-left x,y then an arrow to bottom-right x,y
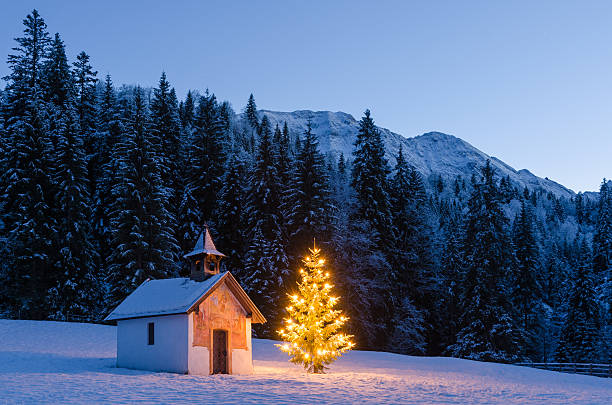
250,109 -> 575,198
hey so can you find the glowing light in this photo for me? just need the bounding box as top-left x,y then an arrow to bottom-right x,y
275,241 -> 354,373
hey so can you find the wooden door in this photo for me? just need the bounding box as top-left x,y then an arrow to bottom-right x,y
212,329 -> 228,374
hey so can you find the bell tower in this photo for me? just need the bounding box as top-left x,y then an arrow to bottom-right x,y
184,226 -> 226,281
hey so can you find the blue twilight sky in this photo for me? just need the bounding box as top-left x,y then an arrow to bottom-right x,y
1,1 -> 610,192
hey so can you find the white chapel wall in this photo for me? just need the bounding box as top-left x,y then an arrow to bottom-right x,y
117,314 -> 189,373
187,311 -> 210,375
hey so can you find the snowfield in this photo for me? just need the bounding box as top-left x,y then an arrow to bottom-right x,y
0,320 -> 610,404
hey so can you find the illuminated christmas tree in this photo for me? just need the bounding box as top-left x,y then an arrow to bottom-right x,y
277,242 -> 354,373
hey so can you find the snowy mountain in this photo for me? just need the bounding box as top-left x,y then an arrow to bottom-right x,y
2,320 -> 610,404
249,110 -> 575,198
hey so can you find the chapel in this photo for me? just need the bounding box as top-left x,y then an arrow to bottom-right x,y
105,227 -> 265,374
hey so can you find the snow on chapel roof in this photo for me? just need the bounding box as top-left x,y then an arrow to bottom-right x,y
105,273 -> 225,321
183,228 -> 226,258
105,272 -> 266,323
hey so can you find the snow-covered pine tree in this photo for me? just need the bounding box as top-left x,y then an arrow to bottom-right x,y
92,75 -> 122,284
438,202 -> 465,353
245,93 -> 259,130
150,72 -> 182,265
347,109 -> 395,347
243,115 -> 289,337
351,110 -> 392,248
285,122 -> 334,258
512,198 -> 542,359
175,89 -> 199,269
387,145 -> 433,354
335,152 -> 348,201
555,238 -> 601,362
216,150 -> 250,278
450,160 -> 525,363
72,52 -> 99,211
150,72 -> 181,199
593,180 -> 611,327
179,90 -> 195,129
176,181 -> 200,275
42,31 -> 100,316
189,91 -> 227,225
48,102 -> 100,319
329,210 -> 391,348
107,87 -> 178,308
575,192 -> 585,225
43,33 -> 72,109
218,100 -> 232,133
273,122 -> 292,189
0,10 -> 58,319
72,51 -> 98,136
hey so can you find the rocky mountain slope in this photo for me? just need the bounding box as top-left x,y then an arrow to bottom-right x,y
248,110 -> 574,199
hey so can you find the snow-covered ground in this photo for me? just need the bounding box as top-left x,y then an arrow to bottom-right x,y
0,320 -> 610,404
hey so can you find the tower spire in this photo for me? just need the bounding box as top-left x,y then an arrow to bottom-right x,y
184,226 -> 225,281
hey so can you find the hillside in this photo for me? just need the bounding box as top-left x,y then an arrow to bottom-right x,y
0,320 -> 609,404
252,110 -> 575,198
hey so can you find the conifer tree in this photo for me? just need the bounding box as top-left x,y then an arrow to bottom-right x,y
273,123 -> 292,187
555,238 -> 600,362
107,88 -> 178,307
285,122 -> 334,253
277,243 -> 354,373
150,72 -> 181,194
1,9 -> 57,318
180,90 -> 196,129
438,205 -> 465,352
72,51 -> 98,135
189,92 -> 227,224
512,199 -> 542,358
593,180 -> 611,291
592,179 -> 612,360
243,115 -> 289,336
330,215 -> 392,348
245,93 -> 259,130
48,104 -> 99,319
351,110 -> 392,247
387,145 -> 432,353
73,52 -> 100,215
334,152 -> 349,200
216,151 -> 250,278
575,192 -> 585,225
389,146 -> 432,290
43,33 -> 72,108
72,51 -> 99,201
150,72 -> 182,261
37,25 -> 99,318
450,161 -> 524,362
93,75 -> 122,280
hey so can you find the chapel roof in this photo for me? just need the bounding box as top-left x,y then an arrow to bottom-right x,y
105,272 -> 265,323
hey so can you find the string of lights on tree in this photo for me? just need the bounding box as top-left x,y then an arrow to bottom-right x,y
277,242 -> 354,373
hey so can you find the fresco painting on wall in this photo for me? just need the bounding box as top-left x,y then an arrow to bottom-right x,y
193,283 -> 247,350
